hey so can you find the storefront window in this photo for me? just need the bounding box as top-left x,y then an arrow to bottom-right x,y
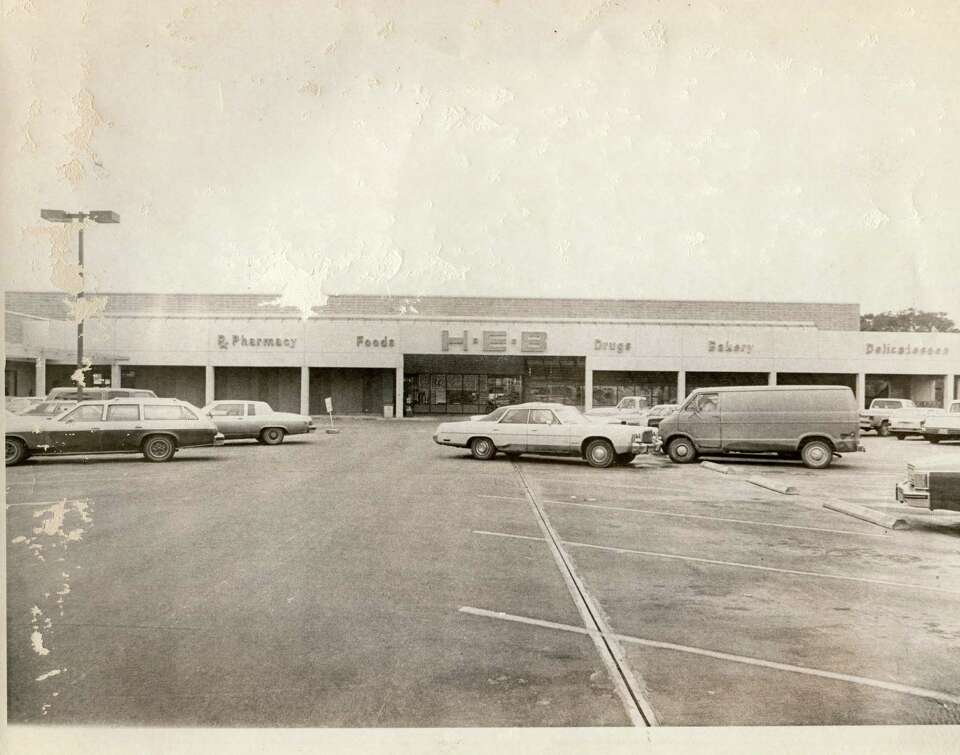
405,373 -> 518,414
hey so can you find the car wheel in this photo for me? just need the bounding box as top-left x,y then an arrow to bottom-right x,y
260,427 -> 285,445
470,437 -> 496,460
142,435 -> 176,463
926,436 -> 941,444
614,452 -> 636,465
6,438 -> 27,466
585,439 -> 615,468
800,439 -> 833,469
666,437 -> 698,464
877,422 -> 890,437
893,433 -> 906,440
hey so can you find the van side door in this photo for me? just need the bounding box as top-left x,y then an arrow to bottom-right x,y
678,392 -> 722,450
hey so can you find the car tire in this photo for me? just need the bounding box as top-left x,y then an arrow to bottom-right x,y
470,437 -> 496,461
666,437 -> 698,464
926,436 -> 941,444
893,433 -> 906,440
800,439 -> 833,469
585,439 -> 615,468
6,438 -> 28,467
877,422 -> 890,437
260,427 -> 285,445
142,435 -> 176,463
615,452 -> 637,465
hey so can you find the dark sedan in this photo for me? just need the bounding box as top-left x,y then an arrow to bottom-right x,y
5,398 -> 224,466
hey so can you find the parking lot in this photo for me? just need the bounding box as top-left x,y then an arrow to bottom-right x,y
6,421 -> 960,726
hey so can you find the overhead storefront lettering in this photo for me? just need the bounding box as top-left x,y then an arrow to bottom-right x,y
356,336 -> 395,348
217,334 -> 297,350
441,330 -> 547,353
594,338 -> 631,353
708,340 -> 753,354
866,343 -> 949,356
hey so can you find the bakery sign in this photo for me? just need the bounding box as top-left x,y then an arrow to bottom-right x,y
441,330 -> 547,352
217,334 -> 298,350
865,342 -> 950,356
708,339 -> 754,354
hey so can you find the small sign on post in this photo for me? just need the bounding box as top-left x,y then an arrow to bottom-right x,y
324,396 -> 340,434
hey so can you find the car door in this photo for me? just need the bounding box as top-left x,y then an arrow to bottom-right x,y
49,403 -> 106,453
208,402 -> 246,437
246,402 -> 266,435
527,408 -> 566,453
102,403 -> 143,451
678,392 -> 722,450
491,408 -> 529,452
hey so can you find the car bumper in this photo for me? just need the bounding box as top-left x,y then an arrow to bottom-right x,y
307,425 -> 317,433
213,433 -> 225,446
895,480 -> 930,509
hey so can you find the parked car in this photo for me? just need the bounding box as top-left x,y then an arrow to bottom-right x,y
469,402 -> 538,422
5,398 -> 223,466
657,385 -> 863,469
890,407 -> 946,440
859,398 -> 916,436
433,402 -> 659,468
5,396 -> 45,414
922,401 -> 960,443
645,403 -> 678,428
18,400 -> 78,419
46,387 -> 158,401
895,461 -> 960,512
585,396 -> 650,425
201,400 -> 315,444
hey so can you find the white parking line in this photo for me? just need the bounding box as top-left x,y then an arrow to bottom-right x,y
458,606 -> 960,706
472,529 -> 960,595
541,499 -> 887,538
5,499 -> 86,508
476,494 -> 526,502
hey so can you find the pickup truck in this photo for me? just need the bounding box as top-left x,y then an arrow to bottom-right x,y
921,401 -> 960,443
585,396 -> 650,426
859,398 -> 918,436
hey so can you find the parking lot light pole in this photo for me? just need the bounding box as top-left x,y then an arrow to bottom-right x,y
40,209 -> 120,396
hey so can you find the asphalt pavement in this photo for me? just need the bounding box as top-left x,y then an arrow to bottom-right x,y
6,422 -> 960,726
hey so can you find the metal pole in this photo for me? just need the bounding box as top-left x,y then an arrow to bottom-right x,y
77,221 -> 84,396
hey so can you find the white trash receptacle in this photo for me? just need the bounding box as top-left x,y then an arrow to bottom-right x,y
383,405 -> 394,418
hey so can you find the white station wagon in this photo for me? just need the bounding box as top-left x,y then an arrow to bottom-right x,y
433,402 -> 659,468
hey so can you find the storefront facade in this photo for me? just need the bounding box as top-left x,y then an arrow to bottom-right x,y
5,293 -> 959,415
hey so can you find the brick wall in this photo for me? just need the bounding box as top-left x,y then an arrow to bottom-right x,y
5,291 -> 861,331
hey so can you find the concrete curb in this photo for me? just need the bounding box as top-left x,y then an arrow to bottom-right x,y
823,500 -> 908,530
701,461 -> 734,475
746,476 -> 799,495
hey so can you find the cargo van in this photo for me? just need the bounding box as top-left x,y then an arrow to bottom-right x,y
657,385 -> 862,469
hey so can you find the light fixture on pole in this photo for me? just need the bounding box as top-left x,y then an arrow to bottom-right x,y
40,209 -> 120,396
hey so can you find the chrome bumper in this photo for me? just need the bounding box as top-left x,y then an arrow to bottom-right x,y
895,480 -> 930,509
213,433 -> 225,446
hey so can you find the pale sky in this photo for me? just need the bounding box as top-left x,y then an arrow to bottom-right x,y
3,0 -> 958,320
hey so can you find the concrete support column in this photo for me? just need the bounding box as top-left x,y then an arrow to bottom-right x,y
945,374 -> 956,408
768,371 -> 777,386
300,366 -> 310,416
677,371 -> 686,403
205,365 -> 215,406
110,363 -> 122,388
856,372 -> 866,409
395,358 -> 404,418
583,356 -> 593,412
35,357 -> 46,397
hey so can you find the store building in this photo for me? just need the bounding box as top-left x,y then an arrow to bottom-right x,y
4,292 -> 958,415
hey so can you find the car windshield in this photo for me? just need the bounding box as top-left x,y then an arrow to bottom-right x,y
554,406 -> 588,424
475,407 -> 508,422
23,402 -> 73,416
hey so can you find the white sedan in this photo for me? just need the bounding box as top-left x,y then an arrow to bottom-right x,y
201,400 -> 315,444
433,402 -> 659,468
